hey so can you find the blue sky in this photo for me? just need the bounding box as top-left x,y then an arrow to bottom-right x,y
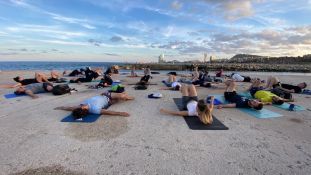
0,0 -> 311,62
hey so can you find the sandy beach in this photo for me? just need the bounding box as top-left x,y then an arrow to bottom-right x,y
0,70 -> 311,175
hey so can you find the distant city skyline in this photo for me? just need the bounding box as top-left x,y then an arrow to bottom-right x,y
0,0 -> 311,62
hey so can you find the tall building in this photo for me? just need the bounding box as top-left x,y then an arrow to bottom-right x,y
204,53 -> 207,63
158,54 -> 165,63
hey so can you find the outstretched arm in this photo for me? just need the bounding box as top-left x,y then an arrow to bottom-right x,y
160,108 -> 188,116
0,83 -> 22,88
208,96 -> 214,111
279,87 -> 295,93
216,103 -> 236,109
159,87 -> 173,90
100,109 -> 130,117
54,106 -> 80,111
25,90 -> 39,99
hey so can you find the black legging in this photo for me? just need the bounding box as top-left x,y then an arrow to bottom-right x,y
140,75 -> 151,83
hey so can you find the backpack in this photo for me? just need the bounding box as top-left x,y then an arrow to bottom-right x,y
271,88 -> 292,100
52,84 -> 72,95
110,84 -> 125,93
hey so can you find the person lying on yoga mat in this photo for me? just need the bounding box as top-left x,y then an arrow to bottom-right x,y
0,72 -> 53,89
14,82 -> 54,99
69,67 -> 101,83
161,74 -> 181,91
66,68 -> 87,77
248,79 -> 293,105
160,84 -> 214,125
55,92 -> 135,119
230,73 -> 252,82
95,68 -> 114,88
265,76 -> 307,93
217,80 -> 263,110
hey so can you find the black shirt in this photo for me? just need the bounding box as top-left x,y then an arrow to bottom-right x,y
20,78 -> 38,85
225,92 -> 251,108
281,83 -> 302,93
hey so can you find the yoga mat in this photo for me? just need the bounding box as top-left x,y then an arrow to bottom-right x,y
211,94 -> 282,119
238,92 -> 305,111
173,98 -> 229,130
61,114 -> 101,123
206,97 -> 222,105
162,81 -> 171,87
4,93 -> 27,99
273,103 -> 305,111
4,91 -> 47,99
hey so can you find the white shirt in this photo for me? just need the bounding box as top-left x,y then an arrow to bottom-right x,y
171,82 -> 181,88
232,73 -> 244,81
187,100 -> 198,116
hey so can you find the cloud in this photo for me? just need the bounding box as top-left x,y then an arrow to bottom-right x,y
48,13 -> 96,30
6,24 -> 87,37
171,1 -> 183,10
34,39 -> 89,46
110,36 -> 124,42
88,39 -> 102,46
104,53 -> 120,56
198,0 -> 263,20
0,52 -> 19,55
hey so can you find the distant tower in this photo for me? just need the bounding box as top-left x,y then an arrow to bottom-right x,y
210,56 -> 213,63
204,53 -> 207,63
158,54 -> 165,63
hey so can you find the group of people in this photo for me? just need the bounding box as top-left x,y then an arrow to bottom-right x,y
1,66 -> 308,125
159,69 -> 307,125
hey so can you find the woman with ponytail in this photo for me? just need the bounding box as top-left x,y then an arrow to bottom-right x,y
160,84 -> 214,125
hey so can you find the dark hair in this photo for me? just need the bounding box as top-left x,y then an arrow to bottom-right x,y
273,99 -> 284,105
72,108 -> 89,120
14,90 -> 25,95
197,99 -> 207,112
13,76 -> 20,82
253,103 -> 263,110
105,68 -> 112,74
174,85 -> 180,91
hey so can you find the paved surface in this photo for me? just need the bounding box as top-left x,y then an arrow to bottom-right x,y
0,71 -> 311,175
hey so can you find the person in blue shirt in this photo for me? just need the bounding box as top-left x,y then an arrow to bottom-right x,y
55,92 -> 134,119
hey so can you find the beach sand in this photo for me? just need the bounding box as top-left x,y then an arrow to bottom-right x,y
0,70 -> 311,175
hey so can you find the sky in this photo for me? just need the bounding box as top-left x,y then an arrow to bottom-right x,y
0,0 -> 311,62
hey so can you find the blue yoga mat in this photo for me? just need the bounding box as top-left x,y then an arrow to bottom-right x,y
206,97 -> 222,105
4,93 -> 27,99
61,114 -> 101,123
238,92 -> 305,111
210,94 -> 282,119
273,103 -> 305,111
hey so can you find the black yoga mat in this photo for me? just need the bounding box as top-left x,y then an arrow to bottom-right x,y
173,98 -> 229,130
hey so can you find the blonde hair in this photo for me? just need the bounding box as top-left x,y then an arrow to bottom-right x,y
197,100 -> 213,125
